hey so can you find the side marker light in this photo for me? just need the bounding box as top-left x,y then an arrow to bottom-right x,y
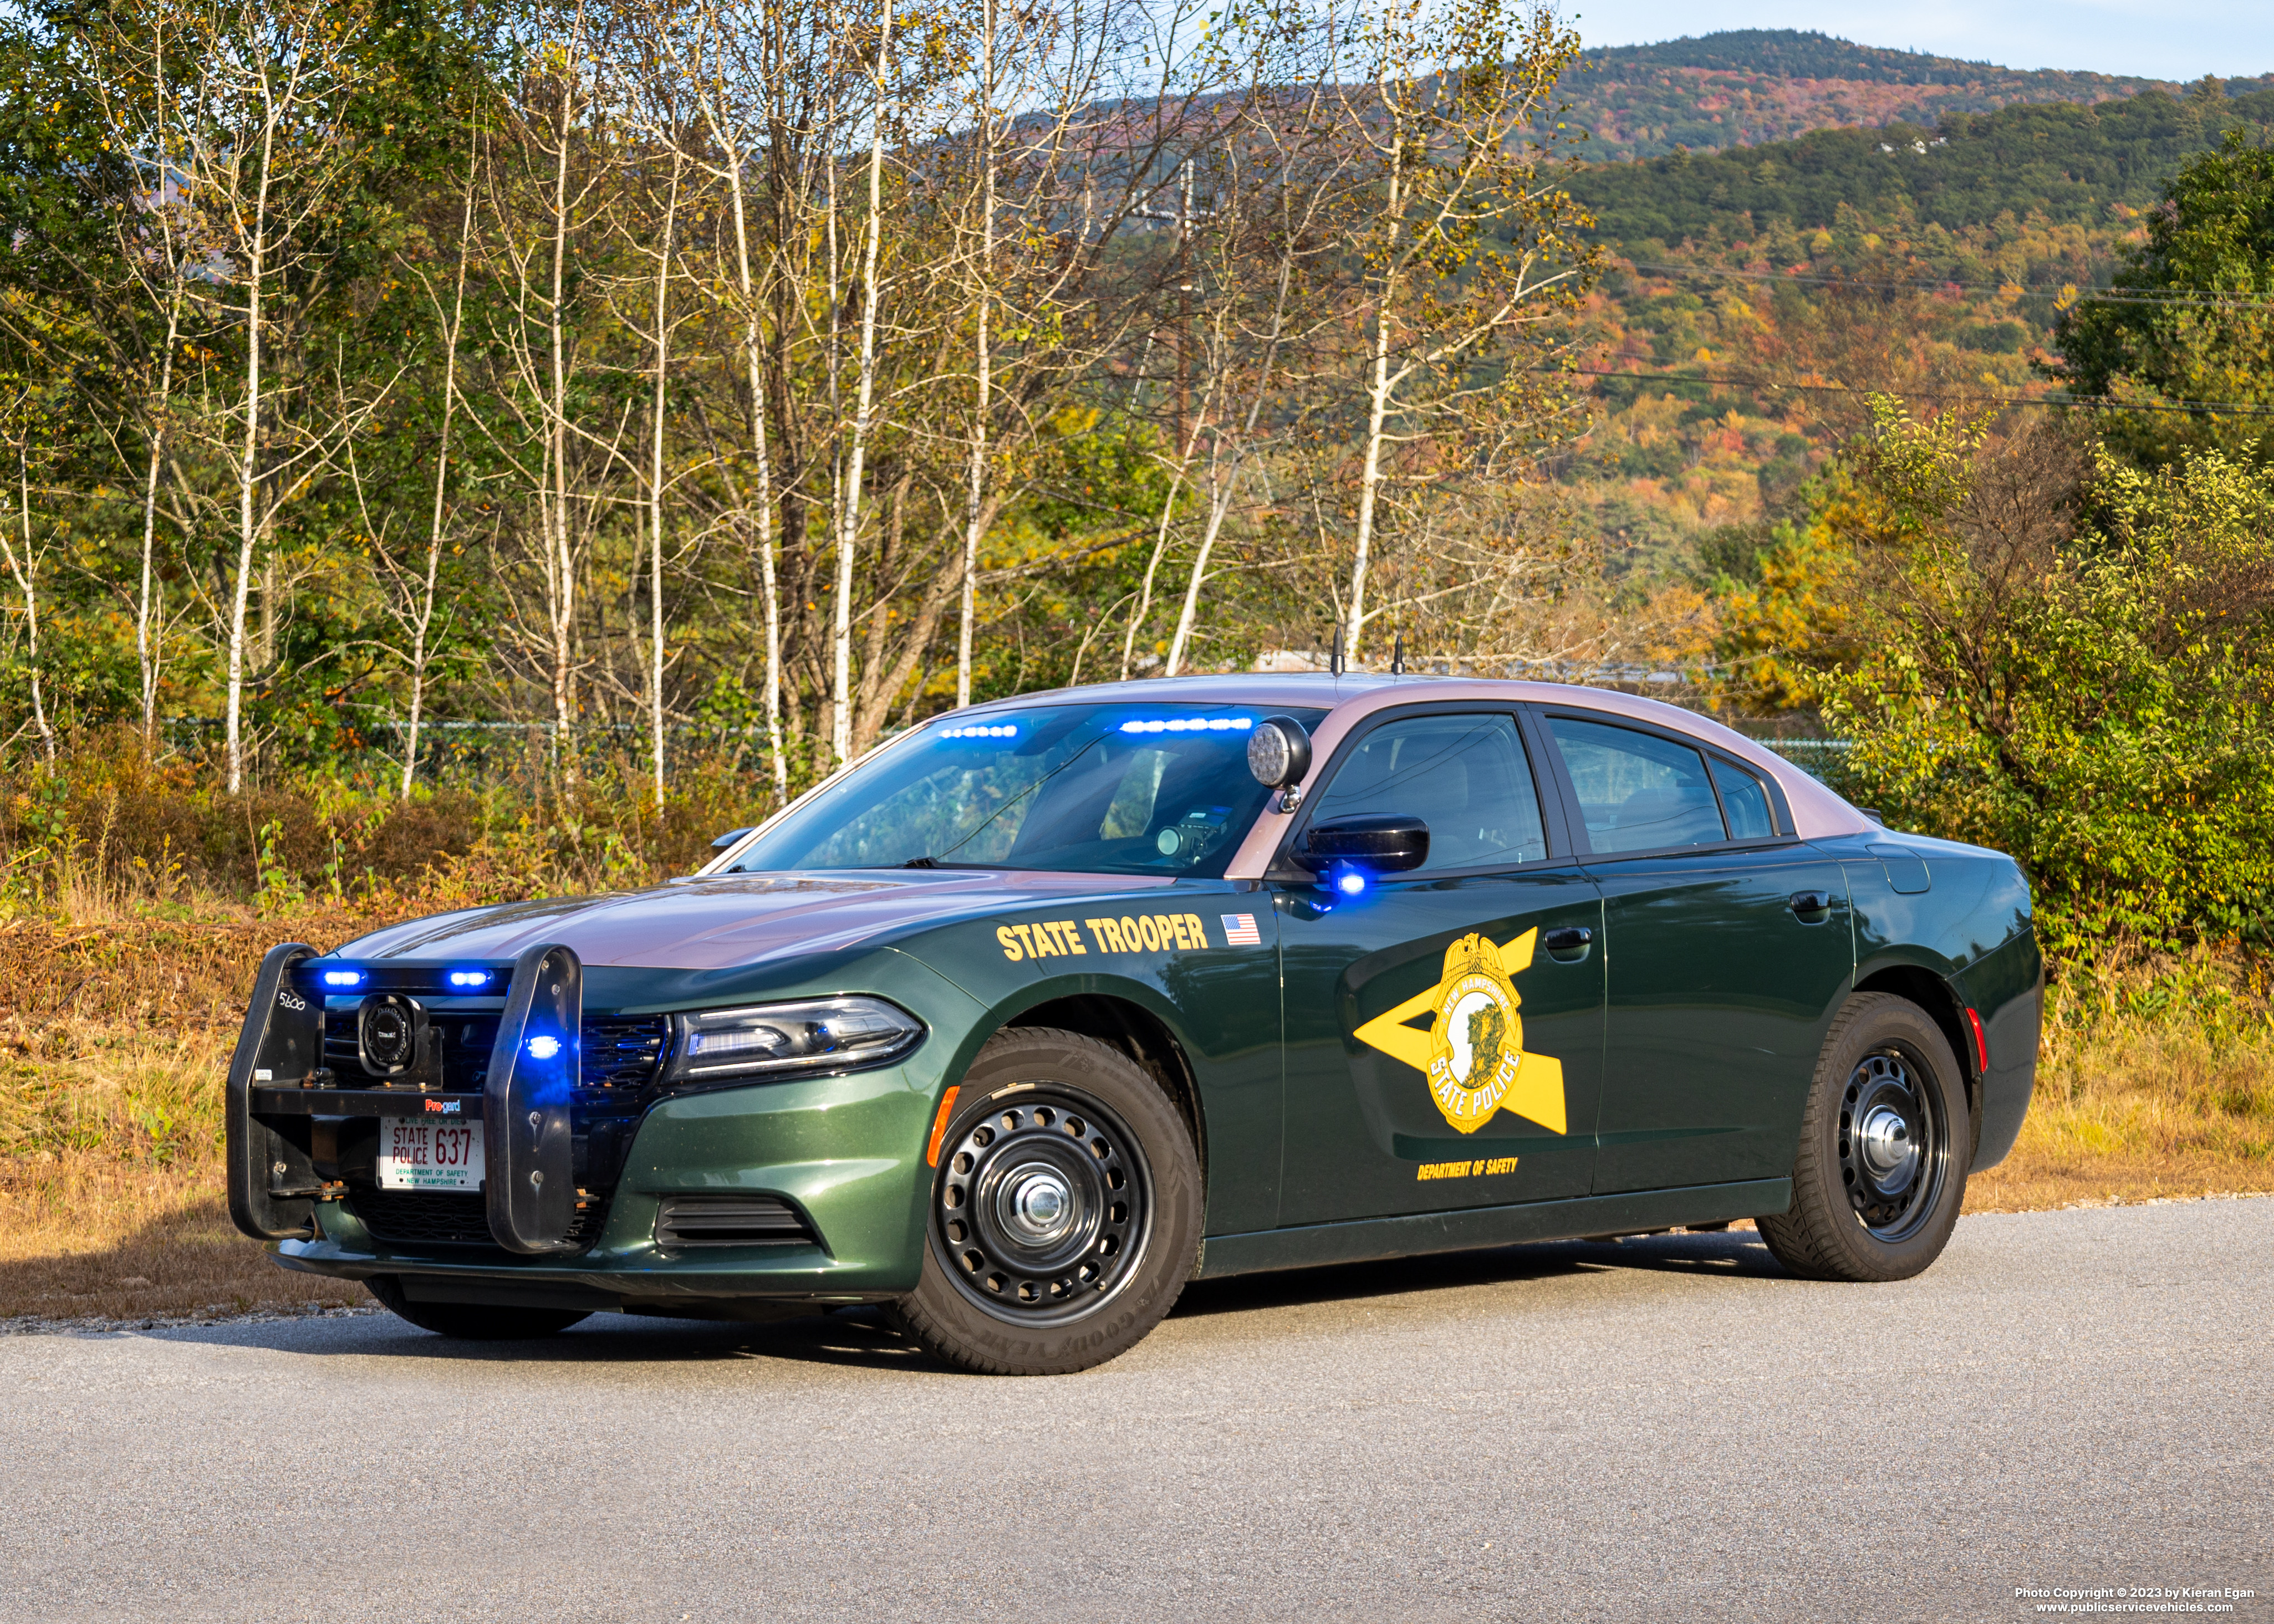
1964,1007 -> 1988,1073
926,1085 -> 961,1168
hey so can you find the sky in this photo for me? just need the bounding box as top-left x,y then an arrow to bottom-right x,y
1558,1 -> 2274,82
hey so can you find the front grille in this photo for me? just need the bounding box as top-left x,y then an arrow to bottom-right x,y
348,1189 -> 492,1245
319,1004 -> 671,1255
580,1015 -> 668,1096
346,1188 -> 613,1249
655,1194 -> 819,1250
320,1009 -> 669,1099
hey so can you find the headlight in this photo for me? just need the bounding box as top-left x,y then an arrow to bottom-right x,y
664,995 -> 925,1086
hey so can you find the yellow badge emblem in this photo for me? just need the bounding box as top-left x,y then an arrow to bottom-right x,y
1351,929 -> 1567,1136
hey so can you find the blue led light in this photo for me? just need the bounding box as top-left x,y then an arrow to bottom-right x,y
1335,870 -> 1367,896
321,969 -> 363,989
939,723 -> 1018,739
447,970 -> 490,989
1117,716 -> 1255,736
525,1034 -> 562,1061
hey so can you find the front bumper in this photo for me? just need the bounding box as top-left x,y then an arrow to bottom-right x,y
274,1062 -> 937,1304
228,940 -> 986,1308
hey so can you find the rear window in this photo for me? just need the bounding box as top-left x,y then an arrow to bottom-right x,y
1547,717 -> 1727,854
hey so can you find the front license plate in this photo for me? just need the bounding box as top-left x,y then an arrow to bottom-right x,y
377,1119 -> 485,1191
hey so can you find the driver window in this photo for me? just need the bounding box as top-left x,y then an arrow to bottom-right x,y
1308,713 -> 1546,871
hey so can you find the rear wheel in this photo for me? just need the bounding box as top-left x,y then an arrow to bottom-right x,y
1757,992 -> 1969,1283
366,1274 -> 589,1340
893,1028 -> 1201,1375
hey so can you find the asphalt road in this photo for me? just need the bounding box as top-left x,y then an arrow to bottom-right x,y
3,1198 -> 2268,1623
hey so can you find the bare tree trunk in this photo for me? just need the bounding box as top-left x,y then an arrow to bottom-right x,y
545,48 -> 580,788
956,0 -> 997,710
833,0 -> 893,763
136,293 -> 181,754
404,137 -> 478,801
645,152 -> 682,800
706,74 -> 788,799
225,81 -> 281,794
1346,106 -> 1404,668
3,447 -> 55,764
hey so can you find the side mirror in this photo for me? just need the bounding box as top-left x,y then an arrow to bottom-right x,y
1297,814 -> 1429,875
710,826 -> 756,851
1246,715 -> 1313,788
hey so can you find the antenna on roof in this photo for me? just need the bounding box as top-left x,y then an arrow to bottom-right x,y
1330,623 -> 1344,677
1390,632 -> 1405,676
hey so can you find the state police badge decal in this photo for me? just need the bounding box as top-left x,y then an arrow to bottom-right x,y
1352,928 -> 1568,1136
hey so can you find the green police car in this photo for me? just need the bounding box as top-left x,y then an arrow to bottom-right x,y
226,676 -> 2041,1374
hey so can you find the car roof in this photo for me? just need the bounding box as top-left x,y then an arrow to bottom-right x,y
960,673 -> 1873,856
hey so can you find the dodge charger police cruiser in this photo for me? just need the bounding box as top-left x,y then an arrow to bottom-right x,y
226,676 -> 2041,1374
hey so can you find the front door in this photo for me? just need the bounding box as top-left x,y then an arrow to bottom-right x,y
1275,709 -> 1605,1226
1534,712 -> 1854,1195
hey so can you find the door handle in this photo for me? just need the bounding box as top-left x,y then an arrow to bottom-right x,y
1542,926 -> 1593,962
1788,890 -> 1834,924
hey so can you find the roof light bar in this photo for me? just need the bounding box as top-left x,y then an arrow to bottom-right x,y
1118,716 -> 1255,735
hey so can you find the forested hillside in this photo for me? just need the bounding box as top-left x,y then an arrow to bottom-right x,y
1553,79 -> 2274,599
0,3 -> 2269,810
1550,28 -> 2271,160
1571,83 -> 2274,251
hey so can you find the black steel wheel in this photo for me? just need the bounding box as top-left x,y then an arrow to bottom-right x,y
1758,992 -> 1970,1283
935,1087 -> 1152,1325
1839,1048 -> 1948,1243
894,1028 -> 1201,1375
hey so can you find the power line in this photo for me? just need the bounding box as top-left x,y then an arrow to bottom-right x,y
1620,260 -> 2274,313
1563,363 -> 2274,417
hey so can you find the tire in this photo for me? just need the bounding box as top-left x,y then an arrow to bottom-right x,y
892,1028 -> 1202,1376
366,1274 -> 590,1340
1757,992 -> 1970,1283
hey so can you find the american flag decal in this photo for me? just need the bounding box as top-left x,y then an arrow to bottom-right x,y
1220,913 -> 1262,947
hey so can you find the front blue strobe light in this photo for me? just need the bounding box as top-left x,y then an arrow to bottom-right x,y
321,969 -> 363,989
525,1034 -> 562,1061
1335,869 -> 1367,897
447,970 -> 490,989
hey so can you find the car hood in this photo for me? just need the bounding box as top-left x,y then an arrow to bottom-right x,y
335,870 -> 1186,972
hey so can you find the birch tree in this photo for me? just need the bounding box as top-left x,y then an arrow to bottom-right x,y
176,0 -> 395,789
1336,0 -> 1594,662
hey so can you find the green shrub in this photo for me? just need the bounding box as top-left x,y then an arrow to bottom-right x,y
1817,400 -> 2274,961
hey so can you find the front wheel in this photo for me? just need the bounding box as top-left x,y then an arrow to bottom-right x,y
1757,992 -> 1969,1283
893,1028 -> 1201,1376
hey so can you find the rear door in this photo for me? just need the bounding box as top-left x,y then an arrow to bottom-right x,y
1532,709 -> 1853,1195
1273,706 -> 1605,1225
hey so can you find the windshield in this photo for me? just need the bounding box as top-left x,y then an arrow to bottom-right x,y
724,702 -> 1328,878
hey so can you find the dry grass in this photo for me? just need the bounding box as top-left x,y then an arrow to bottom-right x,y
0,908 -> 412,1321
0,1155 -> 366,1321
1967,997 -> 2274,1212
0,914 -> 2268,1320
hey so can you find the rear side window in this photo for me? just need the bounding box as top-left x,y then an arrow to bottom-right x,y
1308,712 -> 1546,871
1710,757 -> 1778,840
1547,717 -> 1726,854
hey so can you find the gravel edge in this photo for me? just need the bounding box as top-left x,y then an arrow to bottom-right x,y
0,1303 -> 385,1337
